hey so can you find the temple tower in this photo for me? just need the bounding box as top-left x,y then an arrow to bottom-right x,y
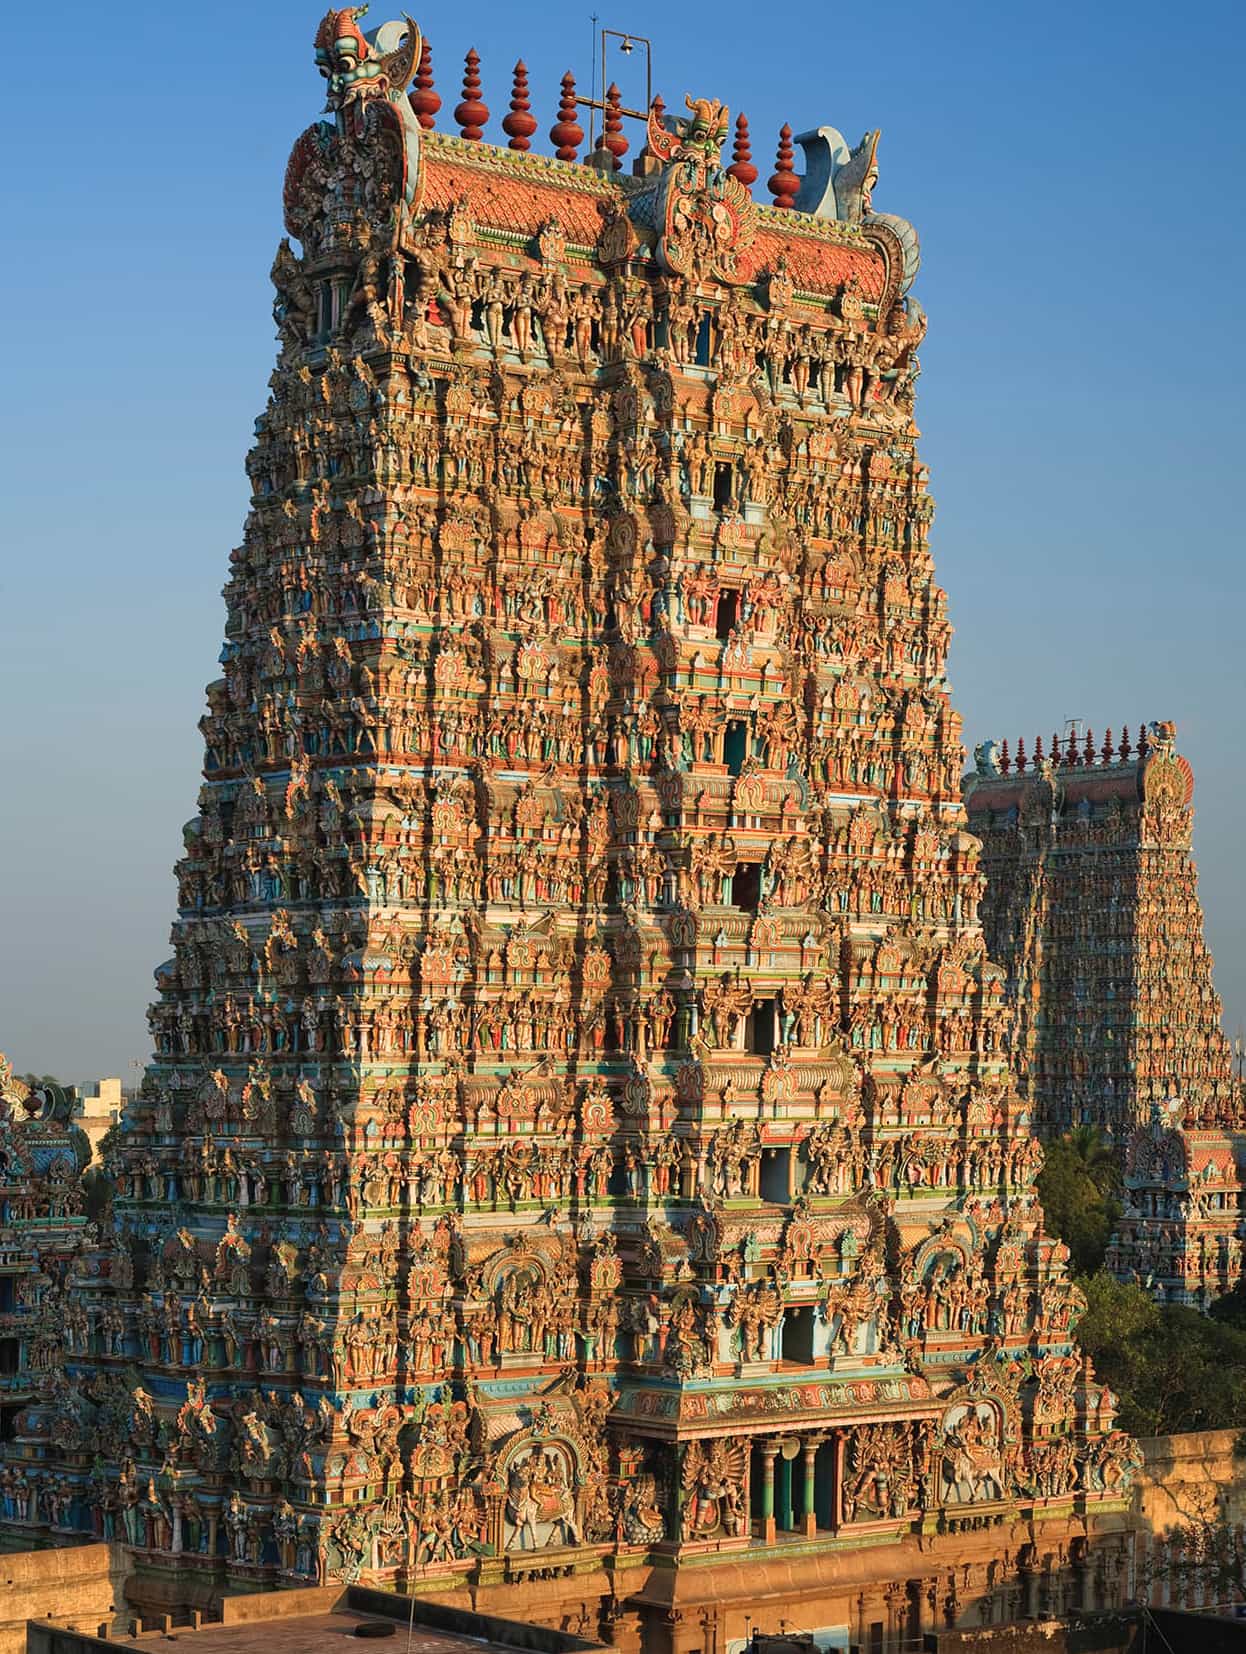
6,13 -> 1140,1640
964,724 -> 1235,1138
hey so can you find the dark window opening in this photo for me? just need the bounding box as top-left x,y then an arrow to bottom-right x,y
0,1339 -> 18,1377
781,1305 -> 815,1364
0,1404 -> 20,1442
759,1144 -> 789,1201
712,462 -> 734,513
0,1277 -> 14,1313
733,862 -> 761,913
723,719 -> 748,776
750,998 -> 778,1057
715,587 -> 739,639
695,315 -> 712,366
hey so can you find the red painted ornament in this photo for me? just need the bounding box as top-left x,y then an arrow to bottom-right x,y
768,122 -> 800,210
454,48 -> 489,142
409,36 -> 440,130
601,82 -> 628,169
503,60 -> 538,151
726,113 -> 758,189
550,72 -> 584,162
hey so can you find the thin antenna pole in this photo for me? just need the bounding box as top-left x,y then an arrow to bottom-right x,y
589,14 -> 599,150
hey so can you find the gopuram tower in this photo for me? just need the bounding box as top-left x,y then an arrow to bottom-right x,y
7,12 -> 1142,1643
964,724 -> 1235,1139
964,726 -> 1242,1305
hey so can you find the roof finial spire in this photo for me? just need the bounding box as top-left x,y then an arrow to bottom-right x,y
768,123 -> 799,211
454,48 -> 489,142
601,83 -> 628,170
503,60 -> 537,151
409,35 -> 440,130
726,113 -> 758,190
550,71 -> 584,162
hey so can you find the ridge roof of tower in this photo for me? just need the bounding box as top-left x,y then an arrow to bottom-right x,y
420,133 -> 889,300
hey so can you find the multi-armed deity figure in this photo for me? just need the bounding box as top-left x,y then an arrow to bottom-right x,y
0,10 -> 1142,1644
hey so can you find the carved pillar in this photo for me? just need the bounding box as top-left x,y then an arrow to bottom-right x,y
1022,1565 -> 1039,1620
601,1612 -> 644,1654
1078,1560 -> 1094,1613
800,1437 -> 818,1535
832,1429 -> 846,1532
776,1449 -> 793,1531
759,1441 -> 778,1543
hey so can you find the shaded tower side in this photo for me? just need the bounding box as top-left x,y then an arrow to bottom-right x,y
964,725 -> 1235,1139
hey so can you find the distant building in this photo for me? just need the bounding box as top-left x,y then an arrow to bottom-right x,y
965,725 -> 1243,1305
70,1078 -> 122,1165
1107,1103 -> 1246,1305
0,1055 -> 89,1448
963,722 -> 1235,1138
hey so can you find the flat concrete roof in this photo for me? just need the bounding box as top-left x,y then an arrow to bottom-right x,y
129,1616 -> 512,1654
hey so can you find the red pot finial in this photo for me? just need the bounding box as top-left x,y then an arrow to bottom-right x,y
409,35 -> 440,130
727,113 -> 758,189
1015,737 -> 1027,773
503,59 -> 538,150
1101,728 -> 1114,766
550,71 -> 584,161
454,48 -> 489,142
768,122 -> 799,210
601,82 -> 628,169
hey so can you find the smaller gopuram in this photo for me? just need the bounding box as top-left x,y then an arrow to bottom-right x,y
0,1056 -> 91,1485
963,722 -> 1236,1140
1107,1100 -> 1246,1305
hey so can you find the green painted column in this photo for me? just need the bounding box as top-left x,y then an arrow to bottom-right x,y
759,1442 -> 778,1541
801,1439 -> 818,1534
777,1453 -> 793,1531
815,1442 -> 834,1530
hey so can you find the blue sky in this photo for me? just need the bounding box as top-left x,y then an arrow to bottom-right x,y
1,0 -> 1243,1081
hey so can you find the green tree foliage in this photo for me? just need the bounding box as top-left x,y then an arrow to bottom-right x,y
1036,1127 -> 1122,1275
80,1166 -> 113,1224
1075,1271 -> 1246,1437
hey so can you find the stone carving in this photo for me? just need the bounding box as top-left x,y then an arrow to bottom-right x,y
0,15 -> 1140,1638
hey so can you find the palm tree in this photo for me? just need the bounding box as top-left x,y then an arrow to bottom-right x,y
1065,1124 -> 1121,1198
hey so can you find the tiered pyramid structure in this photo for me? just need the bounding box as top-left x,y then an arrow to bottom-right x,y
0,1057 -> 92,1510
965,727 -> 1242,1304
0,13 -> 1141,1644
963,725 -> 1235,1138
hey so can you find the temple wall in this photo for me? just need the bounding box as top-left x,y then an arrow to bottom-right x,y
0,1542 -> 122,1654
1135,1430 -> 1246,1532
